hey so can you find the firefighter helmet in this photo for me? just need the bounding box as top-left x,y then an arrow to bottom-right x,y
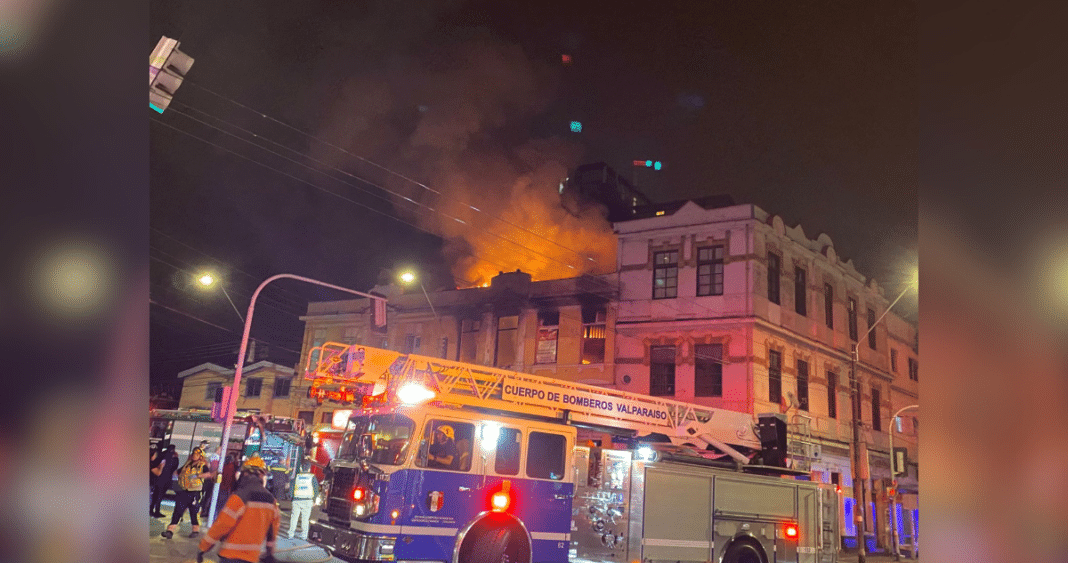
435,424 -> 454,441
242,455 -> 268,475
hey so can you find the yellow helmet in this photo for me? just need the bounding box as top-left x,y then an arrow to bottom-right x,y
242,455 -> 268,474
435,424 -> 454,441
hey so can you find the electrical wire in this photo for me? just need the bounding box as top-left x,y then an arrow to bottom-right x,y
163,103 -> 591,280
183,84 -> 600,267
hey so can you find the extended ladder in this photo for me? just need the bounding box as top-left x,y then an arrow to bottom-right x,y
306,342 -> 761,458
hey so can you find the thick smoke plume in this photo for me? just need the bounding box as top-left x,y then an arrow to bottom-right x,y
312,23 -> 616,287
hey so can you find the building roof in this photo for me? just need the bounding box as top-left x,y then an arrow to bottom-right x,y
176,361 -> 295,378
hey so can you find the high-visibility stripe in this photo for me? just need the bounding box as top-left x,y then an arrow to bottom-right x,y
352,521 -> 403,534
222,506 -> 244,519
246,501 -> 276,510
641,538 -> 711,549
220,542 -> 266,551
530,532 -> 570,541
399,525 -> 458,537
200,535 -> 219,546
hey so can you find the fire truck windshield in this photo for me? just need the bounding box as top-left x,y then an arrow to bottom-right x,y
338,413 -> 415,466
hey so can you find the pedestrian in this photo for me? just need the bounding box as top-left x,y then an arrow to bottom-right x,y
287,460 -> 319,541
150,444 -> 178,517
212,453 -> 239,515
196,456 -> 280,563
162,447 -> 215,539
199,440 -> 221,518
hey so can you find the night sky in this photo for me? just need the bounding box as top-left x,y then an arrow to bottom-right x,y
149,0 -> 917,394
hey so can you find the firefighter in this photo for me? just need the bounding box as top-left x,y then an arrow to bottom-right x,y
196,456 -> 281,563
286,460 -> 319,541
162,447 -> 214,539
427,424 -> 457,470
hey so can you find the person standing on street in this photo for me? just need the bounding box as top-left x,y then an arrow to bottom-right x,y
162,447 -> 215,539
212,453 -> 239,514
151,444 -> 178,517
196,456 -> 281,563
286,460 -> 319,541
199,440 -> 221,518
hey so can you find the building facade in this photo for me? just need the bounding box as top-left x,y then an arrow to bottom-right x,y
285,200 -> 918,552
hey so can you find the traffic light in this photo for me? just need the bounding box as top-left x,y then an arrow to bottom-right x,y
633,160 -> 663,170
149,36 -> 195,114
570,120 -> 582,133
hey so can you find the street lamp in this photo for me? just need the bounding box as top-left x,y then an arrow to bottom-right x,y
197,272 -> 245,324
398,269 -> 439,322
205,273 -> 387,525
850,274 -> 917,563
889,404 -> 919,560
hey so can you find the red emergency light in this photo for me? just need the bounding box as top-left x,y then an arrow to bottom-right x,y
784,524 -> 799,539
353,486 -> 366,501
488,480 -> 512,513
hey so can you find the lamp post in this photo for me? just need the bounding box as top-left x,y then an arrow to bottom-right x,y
889,404 -> 919,560
197,272 -> 245,323
398,270 -> 438,321
205,273 -> 386,525
850,276 -> 916,563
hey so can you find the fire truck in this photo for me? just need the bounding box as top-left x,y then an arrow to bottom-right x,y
304,343 -> 839,563
149,409 -> 307,492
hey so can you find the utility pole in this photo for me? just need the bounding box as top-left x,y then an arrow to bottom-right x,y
850,343 -> 867,562
849,276 -> 916,563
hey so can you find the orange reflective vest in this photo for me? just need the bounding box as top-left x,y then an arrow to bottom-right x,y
199,483 -> 281,562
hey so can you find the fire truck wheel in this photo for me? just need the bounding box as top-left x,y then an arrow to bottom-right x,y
723,539 -> 766,563
456,515 -> 531,563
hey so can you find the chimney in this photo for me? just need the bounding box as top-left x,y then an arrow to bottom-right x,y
490,269 -> 533,296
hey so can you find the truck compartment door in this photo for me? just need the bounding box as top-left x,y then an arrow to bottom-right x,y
642,468 -> 712,562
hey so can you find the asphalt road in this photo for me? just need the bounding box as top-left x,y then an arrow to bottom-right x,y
149,499 -> 919,563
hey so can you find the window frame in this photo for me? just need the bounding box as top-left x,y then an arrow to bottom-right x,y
205,380 -> 222,401
493,426 -> 523,476
795,266 -> 807,316
908,357 -> 919,381
827,371 -> 838,419
273,377 -> 291,398
890,349 -> 898,373
768,350 -> 782,404
867,307 -> 877,349
526,431 -> 567,481
649,345 -> 676,397
535,311 -> 559,364
696,245 -> 725,297
824,283 -> 834,329
848,297 -> 859,341
581,307 -> 607,365
494,315 -> 519,368
653,250 -> 680,299
796,359 -> 809,411
417,419 -> 476,473
871,387 -> 882,431
245,377 -> 262,398
767,253 -> 781,305
694,343 -> 724,397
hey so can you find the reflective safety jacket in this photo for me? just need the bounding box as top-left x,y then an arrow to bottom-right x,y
199,482 -> 281,563
290,471 -> 320,500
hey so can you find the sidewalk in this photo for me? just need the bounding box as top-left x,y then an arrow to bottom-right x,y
837,551 -> 921,563
149,499 -> 336,563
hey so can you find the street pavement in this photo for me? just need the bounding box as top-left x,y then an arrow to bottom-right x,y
150,499 -> 341,563
150,498 -> 919,563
